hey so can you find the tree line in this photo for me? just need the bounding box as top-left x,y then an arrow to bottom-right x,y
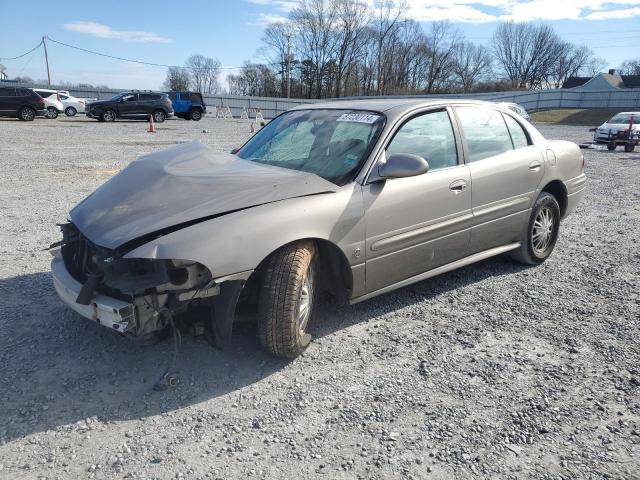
225,0 -> 613,99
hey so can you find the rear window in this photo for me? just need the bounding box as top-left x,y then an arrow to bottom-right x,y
139,93 -> 162,101
456,106 -> 514,162
0,87 -> 16,96
190,92 -> 203,102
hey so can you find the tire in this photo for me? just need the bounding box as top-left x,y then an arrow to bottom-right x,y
258,240 -> 317,358
101,109 -> 116,122
510,192 -> 561,265
18,106 -> 36,121
624,143 -> 635,153
152,110 -> 166,123
46,107 -> 58,119
189,109 -> 203,121
65,107 -> 77,117
607,142 -> 616,151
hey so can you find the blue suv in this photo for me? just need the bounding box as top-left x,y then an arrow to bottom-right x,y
167,91 -> 206,121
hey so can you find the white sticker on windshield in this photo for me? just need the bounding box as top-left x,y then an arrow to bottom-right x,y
336,113 -> 380,124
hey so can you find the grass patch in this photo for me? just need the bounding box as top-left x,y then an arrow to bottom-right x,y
530,108 -> 622,126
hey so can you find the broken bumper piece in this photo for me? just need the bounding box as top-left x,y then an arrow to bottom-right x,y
51,257 -> 134,333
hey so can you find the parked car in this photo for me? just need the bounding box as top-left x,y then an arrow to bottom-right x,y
86,91 -> 174,123
33,88 -> 65,119
0,86 -> 46,120
59,93 -> 87,116
168,91 -> 206,120
497,102 -> 530,120
593,112 -> 639,152
50,100 -> 586,358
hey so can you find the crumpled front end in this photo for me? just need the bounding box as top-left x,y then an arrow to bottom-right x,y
51,223 -> 220,342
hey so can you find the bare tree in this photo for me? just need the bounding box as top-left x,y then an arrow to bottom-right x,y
423,22 -> 462,93
619,58 -> 640,75
163,66 -> 191,91
186,54 -> 222,94
331,0 -> 369,97
491,22 -> 563,89
452,42 -> 493,92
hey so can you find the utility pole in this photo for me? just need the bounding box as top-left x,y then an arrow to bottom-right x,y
42,36 -> 51,86
285,31 -> 291,98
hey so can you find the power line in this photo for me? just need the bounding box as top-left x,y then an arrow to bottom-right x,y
45,36 -> 276,71
0,41 -> 43,61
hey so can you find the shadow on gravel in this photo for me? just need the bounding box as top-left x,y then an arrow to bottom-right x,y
0,255 -> 527,442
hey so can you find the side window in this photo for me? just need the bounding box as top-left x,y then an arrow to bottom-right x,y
59,94 -> 69,100
0,87 -> 16,96
138,94 -> 152,101
122,94 -> 137,102
386,109 -> 458,171
35,91 -> 51,99
503,114 -> 529,149
168,92 -> 177,101
456,106 -> 513,162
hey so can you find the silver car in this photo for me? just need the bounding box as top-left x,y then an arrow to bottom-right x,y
593,111 -> 639,151
51,99 -> 586,358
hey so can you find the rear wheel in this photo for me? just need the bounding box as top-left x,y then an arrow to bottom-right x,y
65,106 -> 77,117
18,106 -> 36,121
152,110 -> 166,123
258,241 -> 317,358
101,109 -> 116,122
510,192 -> 561,265
189,109 -> 203,121
46,107 -> 58,119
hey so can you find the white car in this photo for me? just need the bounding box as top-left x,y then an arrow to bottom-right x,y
593,112 -> 640,152
33,89 -> 65,119
497,102 -> 530,120
59,93 -> 87,117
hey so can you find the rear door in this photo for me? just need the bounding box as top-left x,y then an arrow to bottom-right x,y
362,108 -> 472,293
138,93 -> 161,115
0,87 -> 17,113
454,106 -> 545,252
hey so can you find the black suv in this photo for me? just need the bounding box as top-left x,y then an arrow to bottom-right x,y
86,91 -> 174,123
0,86 -> 46,121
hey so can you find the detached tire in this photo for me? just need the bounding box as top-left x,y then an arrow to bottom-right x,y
510,192 -> 561,265
258,241 -> 317,358
607,142 -> 616,151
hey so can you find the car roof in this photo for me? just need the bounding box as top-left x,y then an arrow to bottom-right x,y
290,98 -> 501,116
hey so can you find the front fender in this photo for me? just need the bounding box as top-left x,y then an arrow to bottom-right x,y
123,183 -> 365,283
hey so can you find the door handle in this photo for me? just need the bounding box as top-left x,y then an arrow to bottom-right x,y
529,161 -> 542,171
449,179 -> 467,193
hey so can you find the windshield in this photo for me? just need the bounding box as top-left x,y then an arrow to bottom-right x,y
608,114 -> 638,125
110,93 -> 124,101
237,109 -> 385,185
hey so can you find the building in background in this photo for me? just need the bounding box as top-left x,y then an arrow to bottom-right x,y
562,69 -> 640,90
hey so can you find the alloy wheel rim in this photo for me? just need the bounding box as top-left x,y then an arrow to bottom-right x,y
105,111 -> 115,121
532,206 -> 554,254
22,109 -> 33,120
297,266 -> 314,334
154,112 -> 164,122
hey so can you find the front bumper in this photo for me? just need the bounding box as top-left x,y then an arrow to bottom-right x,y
51,257 -> 134,333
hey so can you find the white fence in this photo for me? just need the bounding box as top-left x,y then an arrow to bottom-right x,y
2,81 -> 639,117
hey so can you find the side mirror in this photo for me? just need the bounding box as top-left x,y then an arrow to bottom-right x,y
378,153 -> 429,179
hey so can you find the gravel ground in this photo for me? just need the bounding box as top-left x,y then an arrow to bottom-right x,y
0,116 -> 638,480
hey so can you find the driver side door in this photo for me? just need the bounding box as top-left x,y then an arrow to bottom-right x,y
362,108 -> 472,293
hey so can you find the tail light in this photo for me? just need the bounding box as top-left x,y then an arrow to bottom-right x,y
79,100 -> 85,105
39,98 -> 45,107
56,93 -> 61,101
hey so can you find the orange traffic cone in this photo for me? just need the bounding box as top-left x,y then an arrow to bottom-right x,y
148,114 -> 156,133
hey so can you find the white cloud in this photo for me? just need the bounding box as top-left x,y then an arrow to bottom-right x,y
248,0 -> 640,23
63,21 -> 172,43
247,12 -> 291,26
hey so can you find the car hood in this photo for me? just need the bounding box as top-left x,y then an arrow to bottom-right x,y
70,141 -> 337,250
599,122 -> 638,130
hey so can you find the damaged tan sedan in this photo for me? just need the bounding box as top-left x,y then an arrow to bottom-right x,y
51,99 -> 586,358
